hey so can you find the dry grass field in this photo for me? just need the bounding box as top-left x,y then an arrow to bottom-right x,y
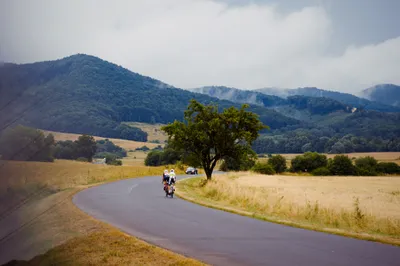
121,151 -> 150,166
42,130 -> 162,150
0,160 -> 203,265
123,122 -> 168,143
177,172 -> 400,245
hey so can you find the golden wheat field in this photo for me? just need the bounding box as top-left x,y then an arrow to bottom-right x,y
177,172 -> 400,245
0,160 -> 201,265
41,130 -> 162,150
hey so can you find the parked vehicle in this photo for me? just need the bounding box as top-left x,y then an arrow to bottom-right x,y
185,167 -> 198,175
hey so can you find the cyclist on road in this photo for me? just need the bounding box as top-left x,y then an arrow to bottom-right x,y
168,169 -> 176,185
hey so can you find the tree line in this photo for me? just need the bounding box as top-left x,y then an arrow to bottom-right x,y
253,132 -> 400,154
251,152 -> 400,176
0,125 -> 127,165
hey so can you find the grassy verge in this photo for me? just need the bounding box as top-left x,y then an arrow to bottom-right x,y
176,173 -> 400,246
0,160 -> 205,265
5,230 -> 205,266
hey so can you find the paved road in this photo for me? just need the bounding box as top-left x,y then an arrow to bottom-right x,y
73,175 -> 400,266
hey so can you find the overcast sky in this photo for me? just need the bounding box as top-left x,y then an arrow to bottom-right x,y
1,0 -> 399,94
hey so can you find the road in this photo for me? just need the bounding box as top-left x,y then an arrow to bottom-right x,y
73,174 -> 400,266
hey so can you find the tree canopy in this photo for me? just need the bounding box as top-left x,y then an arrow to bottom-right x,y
0,125 -> 55,162
162,99 -> 267,179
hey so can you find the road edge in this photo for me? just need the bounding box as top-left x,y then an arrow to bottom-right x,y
70,175 -> 210,265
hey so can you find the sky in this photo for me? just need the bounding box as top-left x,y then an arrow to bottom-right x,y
0,0 -> 399,94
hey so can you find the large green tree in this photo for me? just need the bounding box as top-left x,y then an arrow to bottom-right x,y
162,99 -> 267,179
75,135 -> 97,162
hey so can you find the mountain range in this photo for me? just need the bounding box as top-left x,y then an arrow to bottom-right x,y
190,85 -> 400,113
1,54 -> 399,153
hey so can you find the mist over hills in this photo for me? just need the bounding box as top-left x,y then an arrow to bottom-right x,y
190,85 -> 400,113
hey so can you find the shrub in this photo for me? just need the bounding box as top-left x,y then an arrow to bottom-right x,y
252,162 -> 275,175
107,159 -> 122,166
220,154 -> 256,172
377,162 -> 400,174
144,150 -> 162,166
328,155 -> 356,175
101,153 -> 123,166
291,152 -> 327,172
355,156 -> 378,169
136,146 -> 150,151
355,166 -> 377,176
144,146 -> 182,166
152,145 -> 163,151
311,167 -> 331,176
268,155 -> 287,173
354,156 -> 379,176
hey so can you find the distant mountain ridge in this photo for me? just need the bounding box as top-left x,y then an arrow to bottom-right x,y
190,85 -> 400,113
256,87 -> 400,112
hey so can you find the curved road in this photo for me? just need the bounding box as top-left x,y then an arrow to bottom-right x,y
73,174 -> 400,266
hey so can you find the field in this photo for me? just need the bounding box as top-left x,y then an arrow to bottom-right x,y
121,150 -> 150,166
0,160 -> 203,265
176,172 -> 400,245
123,122 -> 168,143
42,130 -> 162,150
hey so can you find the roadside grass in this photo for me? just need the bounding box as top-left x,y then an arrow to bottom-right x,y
6,230 -> 206,266
176,173 -> 400,246
0,160 -> 204,265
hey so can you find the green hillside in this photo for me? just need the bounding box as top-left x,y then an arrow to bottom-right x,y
361,84 -> 400,107
0,54 -> 299,141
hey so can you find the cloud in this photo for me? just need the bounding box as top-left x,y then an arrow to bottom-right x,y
0,0 -> 399,93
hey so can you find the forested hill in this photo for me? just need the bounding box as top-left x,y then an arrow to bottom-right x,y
189,85 -> 400,153
0,54 -> 299,141
360,84 -> 400,107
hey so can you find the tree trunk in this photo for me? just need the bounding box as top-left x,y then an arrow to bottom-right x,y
204,161 -> 217,180
204,166 -> 212,180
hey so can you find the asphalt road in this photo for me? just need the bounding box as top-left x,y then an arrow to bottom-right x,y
73,174 -> 400,266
